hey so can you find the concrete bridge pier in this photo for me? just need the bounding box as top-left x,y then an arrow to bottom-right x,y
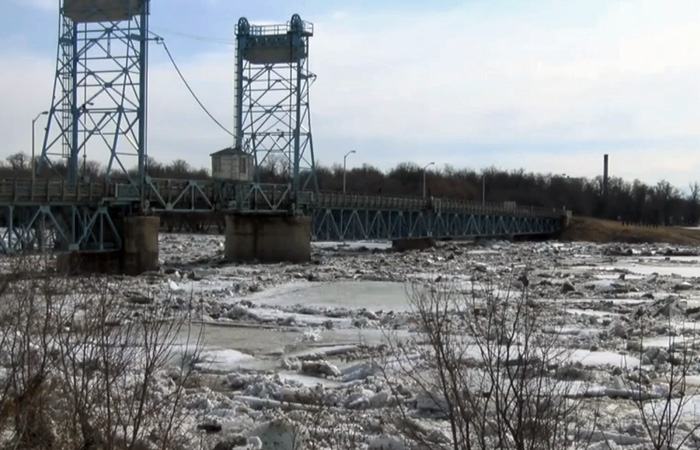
121,216 -> 160,274
225,214 -> 311,263
57,216 -> 160,275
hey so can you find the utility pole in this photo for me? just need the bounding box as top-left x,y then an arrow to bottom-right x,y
31,111 -> 48,188
343,150 -> 356,194
423,161 -> 435,198
603,154 -> 609,196
603,154 -> 609,218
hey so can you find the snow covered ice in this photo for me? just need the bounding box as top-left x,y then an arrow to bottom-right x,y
7,234 -> 700,449
128,236 -> 700,448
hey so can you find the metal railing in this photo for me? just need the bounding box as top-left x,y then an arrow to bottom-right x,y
310,191 -> 564,218
0,178 -> 566,219
237,20 -> 314,37
0,179 -> 107,204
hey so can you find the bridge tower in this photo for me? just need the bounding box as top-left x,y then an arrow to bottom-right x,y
29,0 -> 159,274
40,0 -> 150,201
234,14 -> 318,207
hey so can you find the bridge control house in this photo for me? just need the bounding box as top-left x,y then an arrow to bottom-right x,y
210,147 -> 255,181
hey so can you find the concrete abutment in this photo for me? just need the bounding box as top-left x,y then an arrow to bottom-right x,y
225,214 -> 311,263
57,215 -> 160,275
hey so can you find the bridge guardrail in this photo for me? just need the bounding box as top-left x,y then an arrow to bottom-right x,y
113,183 -> 140,200
0,178 -> 566,219
0,179 -> 107,204
309,191 -> 564,218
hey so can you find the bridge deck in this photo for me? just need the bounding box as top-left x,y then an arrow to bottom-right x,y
313,192 -> 560,217
0,179 -> 108,205
0,178 -> 562,217
0,178 -> 567,252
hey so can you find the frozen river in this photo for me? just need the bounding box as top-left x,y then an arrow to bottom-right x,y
154,235 -> 700,449
246,280 -> 412,312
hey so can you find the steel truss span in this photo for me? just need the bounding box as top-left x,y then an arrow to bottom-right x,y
0,179 -> 128,254
309,208 -> 560,242
306,194 -> 562,241
0,205 -> 121,255
0,179 -> 566,254
40,0 -> 150,192
234,14 -> 318,205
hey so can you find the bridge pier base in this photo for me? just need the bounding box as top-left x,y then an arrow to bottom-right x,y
57,216 -> 160,276
225,214 -> 311,264
392,237 -> 436,252
121,216 -> 160,275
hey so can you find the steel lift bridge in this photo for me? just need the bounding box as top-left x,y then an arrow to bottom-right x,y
0,0 -> 567,268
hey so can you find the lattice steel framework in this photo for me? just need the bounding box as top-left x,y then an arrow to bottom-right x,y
234,14 -> 318,207
40,0 -> 150,199
309,209 -> 561,241
0,178 -> 566,254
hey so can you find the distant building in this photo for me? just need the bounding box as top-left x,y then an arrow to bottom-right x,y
566,177 -> 586,184
210,147 -> 254,181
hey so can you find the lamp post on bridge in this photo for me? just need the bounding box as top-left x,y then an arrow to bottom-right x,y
423,161 -> 435,198
343,150 -> 356,194
31,111 -> 48,187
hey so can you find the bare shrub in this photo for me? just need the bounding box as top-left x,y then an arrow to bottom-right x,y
0,256 -> 203,449
382,275 -> 596,450
626,309 -> 700,450
279,390 -> 374,450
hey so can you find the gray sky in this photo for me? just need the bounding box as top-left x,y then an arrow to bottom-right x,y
2,0 -> 700,187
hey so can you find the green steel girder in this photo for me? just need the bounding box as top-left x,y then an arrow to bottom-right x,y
0,204 -> 122,254
309,207 -> 561,241
139,179 -> 295,213
0,178 -> 565,254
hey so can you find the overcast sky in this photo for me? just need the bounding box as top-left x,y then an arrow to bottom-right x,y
2,0 -> 700,187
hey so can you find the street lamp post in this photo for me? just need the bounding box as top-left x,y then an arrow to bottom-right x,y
423,161 -> 435,198
343,150 -> 356,194
31,111 -> 48,188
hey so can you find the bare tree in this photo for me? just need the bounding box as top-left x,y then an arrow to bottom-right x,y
276,389 -> 372,450
168,159 -> 192,179
382,275 -> 596,450
0,256 -> 204,450
6,152 -> 29,172
627,310 -> 700,450
653,180 -> 679,225
80,160 -> 104,181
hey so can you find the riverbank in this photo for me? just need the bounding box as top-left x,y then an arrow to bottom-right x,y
561,216 -> 700,245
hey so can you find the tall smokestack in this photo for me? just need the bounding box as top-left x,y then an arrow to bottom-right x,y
603,154 -> 609,199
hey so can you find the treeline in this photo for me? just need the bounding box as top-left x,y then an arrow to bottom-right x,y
0,154 -> 210,181
2,152 -> 697,226
263,158 -> 700,226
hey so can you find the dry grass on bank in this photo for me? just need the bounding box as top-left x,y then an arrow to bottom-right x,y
560,216 -> 700,245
